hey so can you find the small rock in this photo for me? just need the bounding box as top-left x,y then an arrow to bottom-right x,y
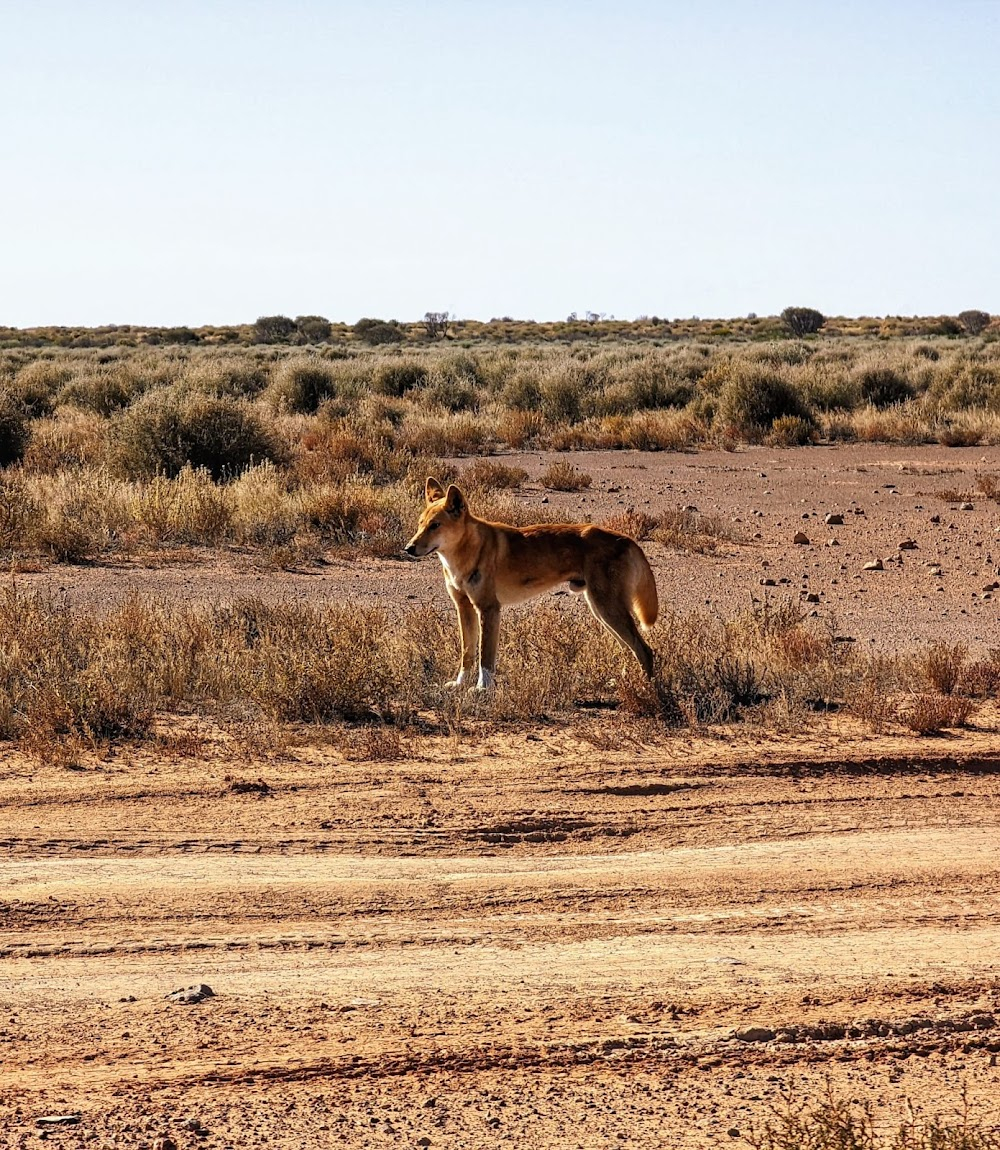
824,513 -> 844,525
793,531 -> 810,545
930,514 -> 941,523
760,578 -> 776,586
863,559 -> 884,571
166,984 -> 215,1005
153,1139 -> 178,1150
417,1139 -> 432,1147
961,502 -> 975,511
735,1026 -> 775,1043
36,1116 -> 81,1127
540,496 -> 549,504
899,539 -> 917,550
826,538 -> 839,547
683,504 -> 698,512
804,592 -> 820,603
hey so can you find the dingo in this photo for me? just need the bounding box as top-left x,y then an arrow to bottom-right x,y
404,477 -> 659,690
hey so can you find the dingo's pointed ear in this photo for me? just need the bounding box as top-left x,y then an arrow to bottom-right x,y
425,476 -> 445,503
444,484 -> 466,517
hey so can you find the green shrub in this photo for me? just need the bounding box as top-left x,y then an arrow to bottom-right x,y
295,315 -> 332,342
59,368 -> 142,415
540,367 -> 585,422
373,360 -> 428,397
716,366 -> 814,439
111,389 -> 283,479
781,306 -> 825,336
13,359 -> 70,416
0,391 -> 29,467
959,309 -> 991,335
266,358 -> 339,412
857,364 -> 914,407
355,318 -> 405,345
936,364 -> 1000,411
254,315 -> 296,343
187,356 -> 271,397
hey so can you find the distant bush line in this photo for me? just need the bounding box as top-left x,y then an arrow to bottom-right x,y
0,310 -> 994,349
1,334 -> 1000,563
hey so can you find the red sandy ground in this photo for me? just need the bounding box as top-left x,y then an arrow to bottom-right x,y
3,444 -> 1000,1147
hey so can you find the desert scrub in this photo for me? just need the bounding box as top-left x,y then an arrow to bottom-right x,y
0,390 -> 30,466
22,408 -> 106,472
110,388 -> 285,479
461,459 -> 528,490
715,363 -> 815,441
0,590 -> 163,743
747,1082 -> 1000,1150
264,357 -> 340,412
213,601 -> 401,723
540,460 -> 592,491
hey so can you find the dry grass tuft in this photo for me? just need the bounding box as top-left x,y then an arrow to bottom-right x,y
462,458 -> 529,490
921,642 -> 967,695
748,1082 -> 1000,1150
652,508 -> 739,554
900,693 -> 977,735
540,460 -> 592,491
602,508 -> 661,541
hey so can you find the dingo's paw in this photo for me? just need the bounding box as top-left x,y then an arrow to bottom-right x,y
445,678 -> 467,690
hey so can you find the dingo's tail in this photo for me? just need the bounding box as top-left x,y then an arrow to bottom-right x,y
631,545 -> 658,629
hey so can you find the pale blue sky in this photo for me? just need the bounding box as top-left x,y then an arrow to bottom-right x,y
2,1 -> 997,326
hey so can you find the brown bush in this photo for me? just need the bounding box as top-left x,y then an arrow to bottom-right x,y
900,693 -> 976,735
462,459 -> 528,490
921,642 -> 967,695
540,460 -> 592,491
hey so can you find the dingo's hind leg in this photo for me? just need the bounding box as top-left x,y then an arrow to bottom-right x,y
584,580 -> 656,678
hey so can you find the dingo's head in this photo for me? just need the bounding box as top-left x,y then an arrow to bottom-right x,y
404,477 -> 468,557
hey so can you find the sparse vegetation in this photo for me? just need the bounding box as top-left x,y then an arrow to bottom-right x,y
1,329 -> 1000,565
0,585 -> 988,753
541,460 -> 592,491
747,1082 -> 1000,1150
781,306 -> 825,337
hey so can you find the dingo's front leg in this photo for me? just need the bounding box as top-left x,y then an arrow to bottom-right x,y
473,601 -> 501,692
447,588 -> 481,688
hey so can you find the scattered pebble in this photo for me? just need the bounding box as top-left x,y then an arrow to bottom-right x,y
793,531 -> 810,545
863,559 -> 884,571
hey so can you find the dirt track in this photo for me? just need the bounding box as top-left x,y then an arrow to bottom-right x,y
4,443 -> 1000,1146
4,723 -> 1000,1147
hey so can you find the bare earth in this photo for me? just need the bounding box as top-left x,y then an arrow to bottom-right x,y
4,444 -> 1000,1147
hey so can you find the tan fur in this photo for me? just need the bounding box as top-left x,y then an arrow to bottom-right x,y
404,477 -> 659,688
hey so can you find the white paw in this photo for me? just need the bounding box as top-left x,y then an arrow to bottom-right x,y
445,671 -> 468,689
472,669 -> 495,693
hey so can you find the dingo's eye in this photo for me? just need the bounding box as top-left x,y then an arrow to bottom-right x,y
429,521 -> 440,531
